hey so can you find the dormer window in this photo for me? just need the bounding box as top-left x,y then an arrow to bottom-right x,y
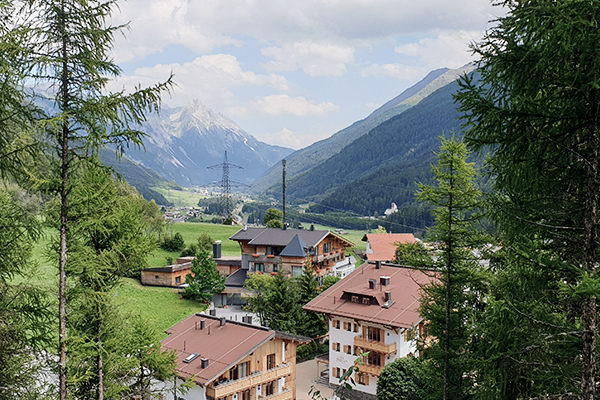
362,297 -> 370,305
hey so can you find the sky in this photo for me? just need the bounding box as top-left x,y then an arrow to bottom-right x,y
109,0 -> 502,150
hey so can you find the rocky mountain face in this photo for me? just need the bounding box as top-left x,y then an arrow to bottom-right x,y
122,99 -> 293,187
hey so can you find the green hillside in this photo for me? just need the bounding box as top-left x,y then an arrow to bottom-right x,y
278,79 -> 464,206
100,148 -> 181,206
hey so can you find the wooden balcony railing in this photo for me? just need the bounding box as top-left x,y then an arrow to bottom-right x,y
355,363 -> 384,377
206,363 -> 293,399
354,336 -> 397,355
259,388 -> 293,400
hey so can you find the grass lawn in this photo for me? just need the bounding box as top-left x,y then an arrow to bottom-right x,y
113,278 -> 206,337
29,221 -> 366,333
151,187 -> 209,208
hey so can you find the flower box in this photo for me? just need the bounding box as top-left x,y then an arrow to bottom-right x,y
252,254 -> 259,257
267,254 -> 275,258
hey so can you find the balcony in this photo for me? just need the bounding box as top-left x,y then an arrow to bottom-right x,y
206,363 -> 293,399
354,336 -> 397,356
355,363 -> 384,377
260,388 -> 293,400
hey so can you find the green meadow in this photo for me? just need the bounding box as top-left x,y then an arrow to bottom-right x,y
31,221 -> 366,334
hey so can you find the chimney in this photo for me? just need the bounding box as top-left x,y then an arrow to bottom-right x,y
368,279 -> 376,289
375,260 -> 382,269
384,291 -> 392,302
220,317 -> 226,327
380,276 -> 390,286
209,309 -> 216,316
200,320 -> 205,330
213,240 -> 222,259
201,358 -> 209,369
310,224 -> 315,231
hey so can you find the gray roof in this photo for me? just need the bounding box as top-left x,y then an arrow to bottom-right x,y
280,234 -> 308,257
230,227 -> 330,248
225,268 -> 247,288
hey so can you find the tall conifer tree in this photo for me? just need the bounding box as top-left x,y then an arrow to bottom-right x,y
417,135 -> 485,400
11,1 -> 171,398
456,1 -> 600,398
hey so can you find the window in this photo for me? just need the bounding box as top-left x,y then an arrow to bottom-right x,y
353,323 -> 359,333
292,266 -> 302,278
266,353 -> 276,370
273,264 -> 278,272
241,389 -> 251,400
365,327 -> 382,342
353,346 -> 360,356
333,320 -> 340,329
254,263 -> 264,272
344,345 -> 351,354
175,276 -> 181,284
362,297 -> 370,305
342,368 -> 347,377
357,372 -> 369,386
238,362 -> 249,378
351,295 -> 359,303
324,243 -> 332,253
343,321 -> 349,330
333,342 -> 340,351
265,380 -> 275,396
333,367 -> 340,378
367,351 -> 382,367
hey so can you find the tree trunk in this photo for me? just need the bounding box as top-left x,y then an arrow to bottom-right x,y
58,2 -> 69,398
581,89 -> 600,400
97,316 -> 103,400
444,159 -> 454,400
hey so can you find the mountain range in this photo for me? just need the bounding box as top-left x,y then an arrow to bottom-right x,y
250,64 -> 474,196
119,99 -> 293,187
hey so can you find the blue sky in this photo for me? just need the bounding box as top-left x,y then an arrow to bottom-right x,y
109,0 -> 501,149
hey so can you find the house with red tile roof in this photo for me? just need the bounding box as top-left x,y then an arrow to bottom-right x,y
363,233 -> 416,262
161,313 -> 309,400
303,261 -> 433,399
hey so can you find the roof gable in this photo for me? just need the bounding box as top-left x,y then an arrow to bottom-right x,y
366,233 -> 416,262
280,234 -> 308,257
303,262 -> 434,329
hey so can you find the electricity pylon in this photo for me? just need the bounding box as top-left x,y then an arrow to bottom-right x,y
207,151 -> 247,221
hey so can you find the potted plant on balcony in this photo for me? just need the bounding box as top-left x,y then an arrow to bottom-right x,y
252,253 -> 259,257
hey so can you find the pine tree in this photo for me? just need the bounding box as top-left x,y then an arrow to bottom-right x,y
182,251 -> 226,302
266,270 -> 301,333
11,1 -> 172,398
455,1 -> 600,397
297,261 -> 327,338
416,135 -> 486,400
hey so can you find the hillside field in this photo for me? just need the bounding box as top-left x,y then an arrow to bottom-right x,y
30,222 -> 366,334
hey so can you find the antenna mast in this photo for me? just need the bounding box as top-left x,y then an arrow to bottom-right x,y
282,159 -> 286,227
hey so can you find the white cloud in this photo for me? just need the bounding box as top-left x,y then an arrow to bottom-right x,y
395,30 -> 482,67
254,95 -> 339,117
261,128 -> 303,149
261,41 -> 354,77
360,30 -> 483,81
360,63 -> 423,81
365,102 -> 382,110
110,54 -> 289,108
111,0 -> 498,63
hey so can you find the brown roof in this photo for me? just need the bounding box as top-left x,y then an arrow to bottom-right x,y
366,233 -> 416,262
162,314 -> 273,386
303,262 -> 434,329
161,314 -> 309,386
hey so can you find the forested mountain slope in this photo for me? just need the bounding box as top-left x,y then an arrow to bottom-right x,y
250,67 -> 469,194
278,78 -> 465,208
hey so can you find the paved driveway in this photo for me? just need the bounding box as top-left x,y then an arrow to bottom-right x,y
296,359 -> 334,400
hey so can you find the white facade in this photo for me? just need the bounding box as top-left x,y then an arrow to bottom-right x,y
328,316 -> 418,397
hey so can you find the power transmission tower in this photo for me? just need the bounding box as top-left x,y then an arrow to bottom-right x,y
207,151 -> 247,221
